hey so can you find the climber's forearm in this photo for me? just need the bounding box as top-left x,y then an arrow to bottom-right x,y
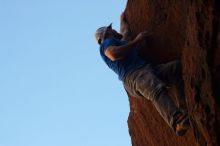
104,39 -> 140,61
105,31 -> 148,61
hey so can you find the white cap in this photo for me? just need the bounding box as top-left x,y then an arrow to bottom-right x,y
95,23 -> 112,44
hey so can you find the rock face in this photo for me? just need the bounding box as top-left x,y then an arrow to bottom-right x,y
124,0 -> 220,146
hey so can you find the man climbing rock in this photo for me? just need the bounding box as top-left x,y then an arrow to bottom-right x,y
94,12 -> 190,136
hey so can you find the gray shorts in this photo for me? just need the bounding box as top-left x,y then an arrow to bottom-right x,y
123,60 -> 183,101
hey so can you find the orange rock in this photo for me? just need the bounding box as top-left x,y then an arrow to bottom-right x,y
124,0 -> 220,145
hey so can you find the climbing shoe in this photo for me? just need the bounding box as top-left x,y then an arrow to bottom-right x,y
175,113 -> 190,136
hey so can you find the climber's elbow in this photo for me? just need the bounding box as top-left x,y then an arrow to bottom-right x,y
104,46 -> 123,61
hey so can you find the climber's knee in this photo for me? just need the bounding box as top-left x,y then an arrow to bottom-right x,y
143,83 -> 168,101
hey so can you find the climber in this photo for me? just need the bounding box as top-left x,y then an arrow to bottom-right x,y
94,12 -> 190,136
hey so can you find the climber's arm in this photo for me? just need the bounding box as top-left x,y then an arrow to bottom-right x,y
105,31 -> 148,61
120,12 -> 132,42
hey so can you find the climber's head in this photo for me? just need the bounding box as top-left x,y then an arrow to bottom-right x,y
95,23 -> 123,45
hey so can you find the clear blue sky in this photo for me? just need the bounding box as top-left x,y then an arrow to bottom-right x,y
0,0 -> 131,146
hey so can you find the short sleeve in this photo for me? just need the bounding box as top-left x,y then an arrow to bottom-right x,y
101,38 -> 120,52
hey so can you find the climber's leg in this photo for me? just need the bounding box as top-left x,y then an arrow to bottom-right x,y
154,91 -> 190,136
154,60 -> 187,110
123,64 -> 189,135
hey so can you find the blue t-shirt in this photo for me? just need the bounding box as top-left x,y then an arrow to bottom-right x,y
100,38 -> 146,81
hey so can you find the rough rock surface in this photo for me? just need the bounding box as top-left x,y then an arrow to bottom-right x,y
124,0 -> 220,146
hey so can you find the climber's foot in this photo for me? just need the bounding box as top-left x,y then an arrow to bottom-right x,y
175,113 -> 190,136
